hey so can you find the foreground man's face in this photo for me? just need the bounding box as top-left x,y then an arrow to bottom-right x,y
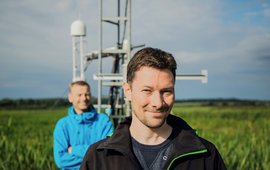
124,66 -> 175,128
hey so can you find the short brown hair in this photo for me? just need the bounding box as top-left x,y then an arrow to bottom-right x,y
69,80 -> 90,92
126,47 -> 177,83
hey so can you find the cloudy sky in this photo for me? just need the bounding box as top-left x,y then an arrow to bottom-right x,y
0,0 -> 270,100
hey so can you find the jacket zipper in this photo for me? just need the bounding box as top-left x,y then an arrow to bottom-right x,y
166,149 -> 208,170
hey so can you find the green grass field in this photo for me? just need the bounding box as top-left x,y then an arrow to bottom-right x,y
0,104 -> 269,170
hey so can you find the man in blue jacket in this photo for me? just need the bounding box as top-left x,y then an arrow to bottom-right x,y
53,80 -> 114,170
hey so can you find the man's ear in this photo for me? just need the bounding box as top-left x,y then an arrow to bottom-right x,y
123,82 -> 131,101
68,93 -> 73,103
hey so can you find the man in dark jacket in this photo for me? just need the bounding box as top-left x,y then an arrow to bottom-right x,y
80,47 -> 226,170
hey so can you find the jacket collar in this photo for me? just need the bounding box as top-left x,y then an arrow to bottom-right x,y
68,105 -> 97,124
97,116 -> 133,155
166,115 -> 207,156
97,114 -> 206,156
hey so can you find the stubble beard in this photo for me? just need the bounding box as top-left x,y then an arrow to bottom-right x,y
134,107 -> 171,129
144,116 -> 167,129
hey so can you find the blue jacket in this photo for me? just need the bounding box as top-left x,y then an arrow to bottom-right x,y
53,105 -> 114,170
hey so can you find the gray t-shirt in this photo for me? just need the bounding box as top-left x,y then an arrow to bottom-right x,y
131,131 -> 174,170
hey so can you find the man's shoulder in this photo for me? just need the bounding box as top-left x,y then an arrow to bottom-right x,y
198,136 -> 226,168
198,136 -> 220,153
89,137 -> 109,151
96,112 -> 111,121
55,115 -> 69,127
97,112 -> 109,117
168,114 -> 193,130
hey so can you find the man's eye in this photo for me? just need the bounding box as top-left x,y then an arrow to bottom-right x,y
162,90 -> 173,96
164,92 -> 172,96
142,89 -> 151,94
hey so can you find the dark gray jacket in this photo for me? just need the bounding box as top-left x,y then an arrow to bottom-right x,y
80,114 -> 226,170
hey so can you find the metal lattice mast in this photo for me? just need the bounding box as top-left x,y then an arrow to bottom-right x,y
94,0 -> 132,122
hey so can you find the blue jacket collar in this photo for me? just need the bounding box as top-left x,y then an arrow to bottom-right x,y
68,105 -> 97,124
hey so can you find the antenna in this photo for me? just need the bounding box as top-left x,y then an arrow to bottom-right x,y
70,19 -> 87,82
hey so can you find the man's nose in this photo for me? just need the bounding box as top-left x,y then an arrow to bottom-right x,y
150,92 -> 164,109
82,95 -> 88,100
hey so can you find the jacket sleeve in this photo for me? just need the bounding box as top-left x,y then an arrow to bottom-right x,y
79,148 -> 90,170
79,116 -> 114,170
72,117 -> 113,158
72,144 -> 90,158
80,141 -> 103,170
53,121 -> 83,169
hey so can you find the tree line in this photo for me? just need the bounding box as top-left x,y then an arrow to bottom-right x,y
0,98 -> 269,109
0,97 -> 109,109
175,98 -> 270,107
0,98 -> 70,109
